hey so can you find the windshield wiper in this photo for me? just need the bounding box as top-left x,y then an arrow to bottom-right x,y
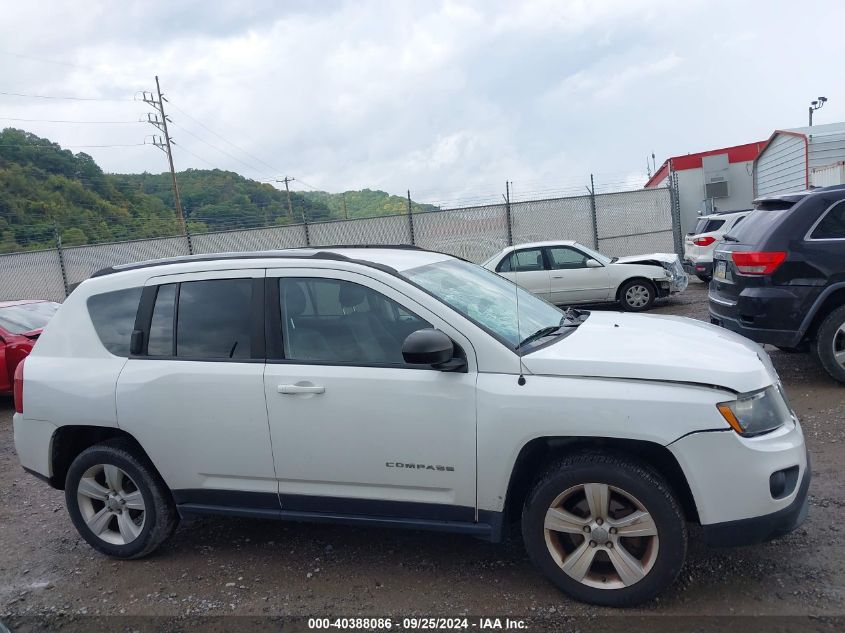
610,256 -> 619,263
722,234 -> 739,242
517,326 -> 564,349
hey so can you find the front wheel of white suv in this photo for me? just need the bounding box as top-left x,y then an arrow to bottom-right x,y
65,440 -> 179,559
521,453 -> 687,607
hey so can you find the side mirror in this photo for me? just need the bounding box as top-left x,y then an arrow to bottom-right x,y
402,329 -> 465,371
585,259 -> 603,268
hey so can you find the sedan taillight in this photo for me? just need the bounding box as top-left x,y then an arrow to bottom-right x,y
13,359 -> 25,414
693,236 -> 716,246
731,251 -> 787,275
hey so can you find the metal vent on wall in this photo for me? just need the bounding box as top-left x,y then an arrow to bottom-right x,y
705,180 -> 729,199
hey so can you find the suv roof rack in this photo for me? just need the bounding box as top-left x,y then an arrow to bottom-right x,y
703,209 -> 752,217
89,244 -> 428,279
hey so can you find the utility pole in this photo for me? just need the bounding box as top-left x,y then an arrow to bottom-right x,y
342,192 -> 349,220
140,77 -> 187,239
276,177 -> 296,217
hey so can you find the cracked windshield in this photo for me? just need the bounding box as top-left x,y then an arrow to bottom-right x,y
403,258 -> 568,349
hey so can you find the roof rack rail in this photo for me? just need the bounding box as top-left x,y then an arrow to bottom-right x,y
89,244 -> 429,279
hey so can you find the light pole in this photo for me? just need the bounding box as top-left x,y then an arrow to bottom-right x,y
809,96 -> 828,126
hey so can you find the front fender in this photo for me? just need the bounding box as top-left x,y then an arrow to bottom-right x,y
475,373 -> 731,513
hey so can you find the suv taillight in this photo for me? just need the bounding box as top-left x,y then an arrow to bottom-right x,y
13,358 -> 25,414
731,251 -> 787,275
693,236 -> 716,246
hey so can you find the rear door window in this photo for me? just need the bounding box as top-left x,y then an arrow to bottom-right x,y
497,248 -> 546,272
87,288 -> 142,356
177,279 -> 252,359
145,279 -> 253,359
810,201 -> 845,239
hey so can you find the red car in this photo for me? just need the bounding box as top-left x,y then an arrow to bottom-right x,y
0,300 -> 60,395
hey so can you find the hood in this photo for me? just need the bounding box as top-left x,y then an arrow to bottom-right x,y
522,311 -> 775,393
614,252 -> 679,266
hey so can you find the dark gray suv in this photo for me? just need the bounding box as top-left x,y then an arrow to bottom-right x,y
709,184 -> 845,383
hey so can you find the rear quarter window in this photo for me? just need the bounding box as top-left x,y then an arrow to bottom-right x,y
810,200 -> 845,239
87,287 -> 142,356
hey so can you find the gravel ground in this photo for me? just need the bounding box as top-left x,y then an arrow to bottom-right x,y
1,281 -> 843,630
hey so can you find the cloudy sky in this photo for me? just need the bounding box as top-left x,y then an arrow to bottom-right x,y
1,0 -> 843,205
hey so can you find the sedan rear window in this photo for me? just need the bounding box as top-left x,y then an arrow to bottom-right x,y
0,302 -> 60,335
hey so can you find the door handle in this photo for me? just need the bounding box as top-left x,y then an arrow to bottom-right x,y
278,384 -> 325,395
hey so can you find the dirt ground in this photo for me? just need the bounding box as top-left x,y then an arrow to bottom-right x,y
1,281 -> 843,631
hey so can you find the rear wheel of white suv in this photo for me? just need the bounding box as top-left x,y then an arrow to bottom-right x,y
817,305 -> 845,384
521,453 -> 687,607
65,440 -> 179,559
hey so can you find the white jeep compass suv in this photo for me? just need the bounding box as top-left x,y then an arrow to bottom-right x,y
13,247 -> 809,607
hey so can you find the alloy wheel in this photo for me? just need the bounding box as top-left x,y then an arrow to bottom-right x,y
543,483 -> 659,589
625,285 -> 650,309
833,323 -> 845,369
76,464 -> 146,545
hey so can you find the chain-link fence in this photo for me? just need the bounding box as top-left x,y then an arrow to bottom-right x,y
0,185 -> 677,302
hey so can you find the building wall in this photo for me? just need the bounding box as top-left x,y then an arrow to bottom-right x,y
755,133 -> 807,197
811,162 -> 845,187
808,129 -> 845,172
675,160 -> 756,234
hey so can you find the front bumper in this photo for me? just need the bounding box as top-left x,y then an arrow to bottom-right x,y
669,415 -> 808,535
702,453 -> 810,546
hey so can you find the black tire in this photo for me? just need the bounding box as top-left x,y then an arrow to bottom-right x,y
816,305 -> 845,384
696,273 -> 712,283
618,279 -> 656,312
521,452 -> 687,607
65,440 -> 179,559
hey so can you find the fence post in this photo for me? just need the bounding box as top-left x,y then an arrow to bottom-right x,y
406,190 -> 416,245
669,171 -> 683,257
302,212 -> 311,247
185,223 -> 194,255
505,181 -> 513,245
53,223 -> 69,299
589,174 -> 600,250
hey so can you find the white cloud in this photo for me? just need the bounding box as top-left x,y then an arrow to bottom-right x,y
1,0 -> 844,203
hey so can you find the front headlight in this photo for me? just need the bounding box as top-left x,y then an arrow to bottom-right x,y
717,385 -> 792,437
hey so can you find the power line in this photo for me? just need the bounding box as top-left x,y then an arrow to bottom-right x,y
0,49 -> 101,71
0,116 -> 141,124
166,100 -> 283,176
0,142 -> 146,148
172,143 -> 219,170
0,90 -> 133,101
169,121 -> 276,180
